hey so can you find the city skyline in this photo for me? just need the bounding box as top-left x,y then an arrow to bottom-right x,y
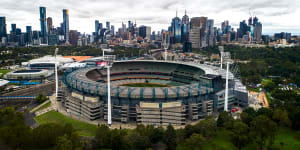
1,0 -> 300,35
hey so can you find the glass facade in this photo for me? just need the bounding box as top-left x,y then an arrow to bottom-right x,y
39,7 -> 47,44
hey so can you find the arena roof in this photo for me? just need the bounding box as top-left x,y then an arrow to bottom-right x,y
28,55 -> 74,65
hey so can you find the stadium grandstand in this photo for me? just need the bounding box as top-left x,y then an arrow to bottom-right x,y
61,60 -> 248,126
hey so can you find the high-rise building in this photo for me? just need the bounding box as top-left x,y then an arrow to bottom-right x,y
106,21 -> 110,30
111,25 -> 115,36
139,25 -> 151,39
237,20 -> 248,38
63,9 -> 70,43
254,22 -> 262,42
0,17 -> 7,38
26,26 -> 33,45
47,17 -> 53,34
39,7 -> 48,44
170,11 -> 182,44
95,20 -> 99,33
181,10 -> 189,43
206,19 -> 215,46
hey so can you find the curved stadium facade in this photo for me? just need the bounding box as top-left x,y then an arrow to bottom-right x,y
62,60 -> 248,126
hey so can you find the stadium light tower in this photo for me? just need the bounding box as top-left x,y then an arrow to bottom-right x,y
162,33 -> 169,61
218,46 -> 224,69
223,52 -> 233,111
103,55 -> 115,127
54,48 -> 59,98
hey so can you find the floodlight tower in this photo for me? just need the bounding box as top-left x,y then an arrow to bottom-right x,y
104,55 -> 115,126
223,52 -> 233,111
218,46 -> 224,69
54,48 -> 59,98
162,33 -> 170,61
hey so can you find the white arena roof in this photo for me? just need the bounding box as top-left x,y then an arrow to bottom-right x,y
28,55 -> 74,65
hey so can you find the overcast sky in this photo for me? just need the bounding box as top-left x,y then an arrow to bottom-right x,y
1,0 -> 300,35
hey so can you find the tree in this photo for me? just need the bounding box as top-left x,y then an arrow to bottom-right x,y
264,81 -> 276,92
184,133 -> 206,150
231,121 -> 249,150
36,93 -> 47,104
195,117 -> 217,138
272,108 -> 292,127
95,125 -> 111,148
217,111 -> 234,129
56,134 -> 72,150
33,123 -> 64,148
250,115 -> 277,149
164,125 -> 177,150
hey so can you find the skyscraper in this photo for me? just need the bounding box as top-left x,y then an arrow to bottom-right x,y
26,26 -> 33,44
111,25 -> 115,36
206,19 -> 215,46
63,9 -> 70,43
181,10 -> 189,43
170,11 -> 182,44
47,17 -> 53,34
95,20 -> 99,33
0,17 -> 7,38
139,25 -> 151,39
106,21 -> 110,30
39,7 -> 48,44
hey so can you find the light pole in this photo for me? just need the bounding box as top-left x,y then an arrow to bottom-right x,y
54,48 -> 59,99
223,52 -> 232,112
218,46 -> 224,69
103,55 -> 115,127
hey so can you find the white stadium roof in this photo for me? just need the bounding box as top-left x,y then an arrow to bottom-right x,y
28,55 -> 74,65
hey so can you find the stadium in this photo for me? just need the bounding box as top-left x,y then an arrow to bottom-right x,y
61,60 -> 248,126
5,69 -> 50,80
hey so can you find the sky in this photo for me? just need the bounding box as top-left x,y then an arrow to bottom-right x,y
1,0 -> 300,35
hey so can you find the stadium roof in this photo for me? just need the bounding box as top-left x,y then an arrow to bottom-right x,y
28,55 -> 74,65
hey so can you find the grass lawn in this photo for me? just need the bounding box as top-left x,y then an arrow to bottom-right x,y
261,78 -> 272,85
0,70 -> 10,78
122,83 -> 170,87
266,92 -> 272,104
34,101 -> 51,112
271,127 -> 300,150
34,110 -> 98,137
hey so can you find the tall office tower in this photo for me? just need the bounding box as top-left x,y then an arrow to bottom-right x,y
199,17 -> 208,48
39,7 -> 48,44
111,25 -> 115,36
128,21 -> 132,29
139,25 -> 151,39
253,16 -> 258,25
47,17 -> 53,34
63,9 -> 70,43
170,11 -> 182,44
181,10 -> 189,43
254,22 -> 262,42
237,20 -> 248,38
26,26 -> 33,44
206,19 -> 215,46
248,17 -> 252,25
189,17 -> 201,48
106,21 -> 110,30
0,17 -> 7,39
9,24 -> 17,42
221,20 -> 230,34
95,20 -> 99,33
99,23 -> 103,30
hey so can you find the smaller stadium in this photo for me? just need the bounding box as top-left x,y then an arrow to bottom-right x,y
5,69 -> 50,80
